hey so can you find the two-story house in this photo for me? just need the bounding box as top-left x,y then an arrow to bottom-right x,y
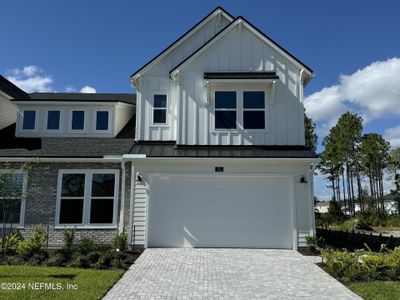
0,7 -> 317,249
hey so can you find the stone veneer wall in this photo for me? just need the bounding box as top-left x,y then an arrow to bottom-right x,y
0,161 -> 132,247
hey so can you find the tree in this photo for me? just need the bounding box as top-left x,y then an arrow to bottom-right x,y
304,113 -> 318,151
361,134 -> 390,215
388,148 -> 400,215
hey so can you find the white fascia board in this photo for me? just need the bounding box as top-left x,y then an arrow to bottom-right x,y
131,8 -> 234,82
171,18 -> 313,80
12,101 -> 118,106
122,154 -> 147,160
204,78 -> 277,85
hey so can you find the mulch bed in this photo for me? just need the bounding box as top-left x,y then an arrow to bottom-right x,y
123,248 -> 144,269
297,247 -> 321,256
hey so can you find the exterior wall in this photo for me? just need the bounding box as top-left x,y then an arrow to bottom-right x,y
131,159 -> 313,248
135,14 -> 231,141
0,162 -> 130,247
0,92 -> 17,129
15,103 -> 133,138
137,24 -> 306,146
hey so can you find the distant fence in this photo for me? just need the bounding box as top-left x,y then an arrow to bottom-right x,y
316,228 -> 400,251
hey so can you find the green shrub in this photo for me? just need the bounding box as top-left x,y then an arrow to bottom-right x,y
28,252 -> 48,266
95,250 -> 114,269
70,254 -> 91,268
87,251 -> 101,264
113,232 -> 127,251
0,231 -> 20,254
1,255 -> 24,265
112,251 -> 126,269
79,237 -> 95,255
17,227 -> 46,258
46,252 -> 66,267
62,228 -> 76,258
339,218 -> 358,231
305,235 -> 318,252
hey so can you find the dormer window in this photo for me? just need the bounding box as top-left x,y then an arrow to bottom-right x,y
153,94 -> 167,124
72,111 -> 85,130
47,110 -> 61,130
22,110 -> 36,130
96,111 -> 109,131
215,91 -> 237,129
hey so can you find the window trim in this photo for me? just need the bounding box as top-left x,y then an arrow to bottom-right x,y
211,86 -> 270,133
55,169 -> 120,229
93,110 -> 112,132
0,169 -> 28,228
151,93 -> 169,126
45,110 -> 62,132
21,109 -> 38,132
70,110 -> 86,132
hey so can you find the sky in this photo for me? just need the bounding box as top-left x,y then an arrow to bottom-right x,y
1,0 -> 400,200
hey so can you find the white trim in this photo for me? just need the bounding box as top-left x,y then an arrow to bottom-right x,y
146,172 -> 297,249
93,109 -> 112,133
151,93 -> 169,126
170,18 -> 312,80
127,162 -> 135,245
118,161 -> 126,232
69,110 -> 88,133
0,169 -> 28,228
0,157 -> 122,163
131,8 -> 234,81
55,169 -> 120,228
20,109 -> 38,132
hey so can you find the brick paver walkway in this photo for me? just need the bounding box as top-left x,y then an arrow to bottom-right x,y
104,248 -> 361,300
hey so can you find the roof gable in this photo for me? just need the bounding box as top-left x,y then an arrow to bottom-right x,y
169,17 -> 313,82
130,6 -> 234,80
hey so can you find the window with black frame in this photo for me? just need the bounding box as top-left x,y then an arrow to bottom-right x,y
243,91 -> 265,129
153,94 -> 167,124
214,91 -> 237,129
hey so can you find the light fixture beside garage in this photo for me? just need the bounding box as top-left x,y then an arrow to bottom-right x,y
215,166 -> 224,172
300,175 -> 308,184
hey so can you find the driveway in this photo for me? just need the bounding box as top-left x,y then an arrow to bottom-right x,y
104,249 -> 361,300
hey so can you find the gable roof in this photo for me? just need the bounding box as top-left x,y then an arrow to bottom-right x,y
130,6 -> 234,79
170,16 -> 313,81
12,93 -> 136,105
0,75 -> 29,99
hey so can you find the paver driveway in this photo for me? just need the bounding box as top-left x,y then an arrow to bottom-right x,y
104,249 -> 361,300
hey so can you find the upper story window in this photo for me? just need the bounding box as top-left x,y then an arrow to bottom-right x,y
96,111 -> 109,131
153,94 -> 167,124
22,110 -> 36,130
214,90 -> 267,131
215,91 -> 237,129
47,110 -> 61,130
72,111 -> 85,130
243,91 -> 265,129
57,170 -> 118,226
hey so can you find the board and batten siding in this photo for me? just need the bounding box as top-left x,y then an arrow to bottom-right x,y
136,23 -> 306,146
0,93 -> 17,130
135,14 -> 231,141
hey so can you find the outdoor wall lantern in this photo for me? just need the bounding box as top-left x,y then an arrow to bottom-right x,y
300,176 -> 308,184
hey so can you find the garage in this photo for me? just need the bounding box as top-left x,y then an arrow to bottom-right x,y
147,175 -> 294,249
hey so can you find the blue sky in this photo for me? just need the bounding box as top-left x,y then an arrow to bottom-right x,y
1,1 -> 400,200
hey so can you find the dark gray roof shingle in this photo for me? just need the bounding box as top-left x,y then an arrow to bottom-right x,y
0,75 -> 29,99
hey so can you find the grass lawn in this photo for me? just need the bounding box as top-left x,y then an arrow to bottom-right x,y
0,265 -> 124,300
348,281 -> 400,300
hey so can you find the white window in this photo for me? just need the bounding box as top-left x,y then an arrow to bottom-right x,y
152,94 -> 167,124
56,170 -> 119,227
71,110 -> 85,130
47,110 -> 61,130
0,170 -> 27,227
22,110 -> 36,130
95,111 -> 109,131
214,91 -> 237,129
213,89 -> 267,131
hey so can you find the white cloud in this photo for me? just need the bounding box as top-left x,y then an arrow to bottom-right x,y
6,65 -> 53,92
384,125 -> 400,149
305,57 -> 400,135
80,86 -> 96,93
64,85 -> 77,92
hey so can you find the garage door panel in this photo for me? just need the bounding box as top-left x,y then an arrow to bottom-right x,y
148,176 -> 293,248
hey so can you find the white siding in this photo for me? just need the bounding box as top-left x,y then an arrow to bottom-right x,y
130,159 -> 313,247
115,103 -> 135,134
136,14 -> 231,141
0,93 -> 17,129
177,26 -> 305,145
132,180 -> 147,246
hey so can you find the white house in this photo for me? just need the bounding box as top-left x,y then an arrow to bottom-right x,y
0,7 -> 317,250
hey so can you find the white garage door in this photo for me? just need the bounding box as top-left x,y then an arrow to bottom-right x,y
148,175 -> 294,249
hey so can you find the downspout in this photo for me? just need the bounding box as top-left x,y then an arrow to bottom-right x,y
127,161 -> 135,247
118,161 -> 126,233
309,163 -> 317,236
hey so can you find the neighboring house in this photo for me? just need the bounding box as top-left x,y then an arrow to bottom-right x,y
315,201 -> 329,214
0,7 -> 318,249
